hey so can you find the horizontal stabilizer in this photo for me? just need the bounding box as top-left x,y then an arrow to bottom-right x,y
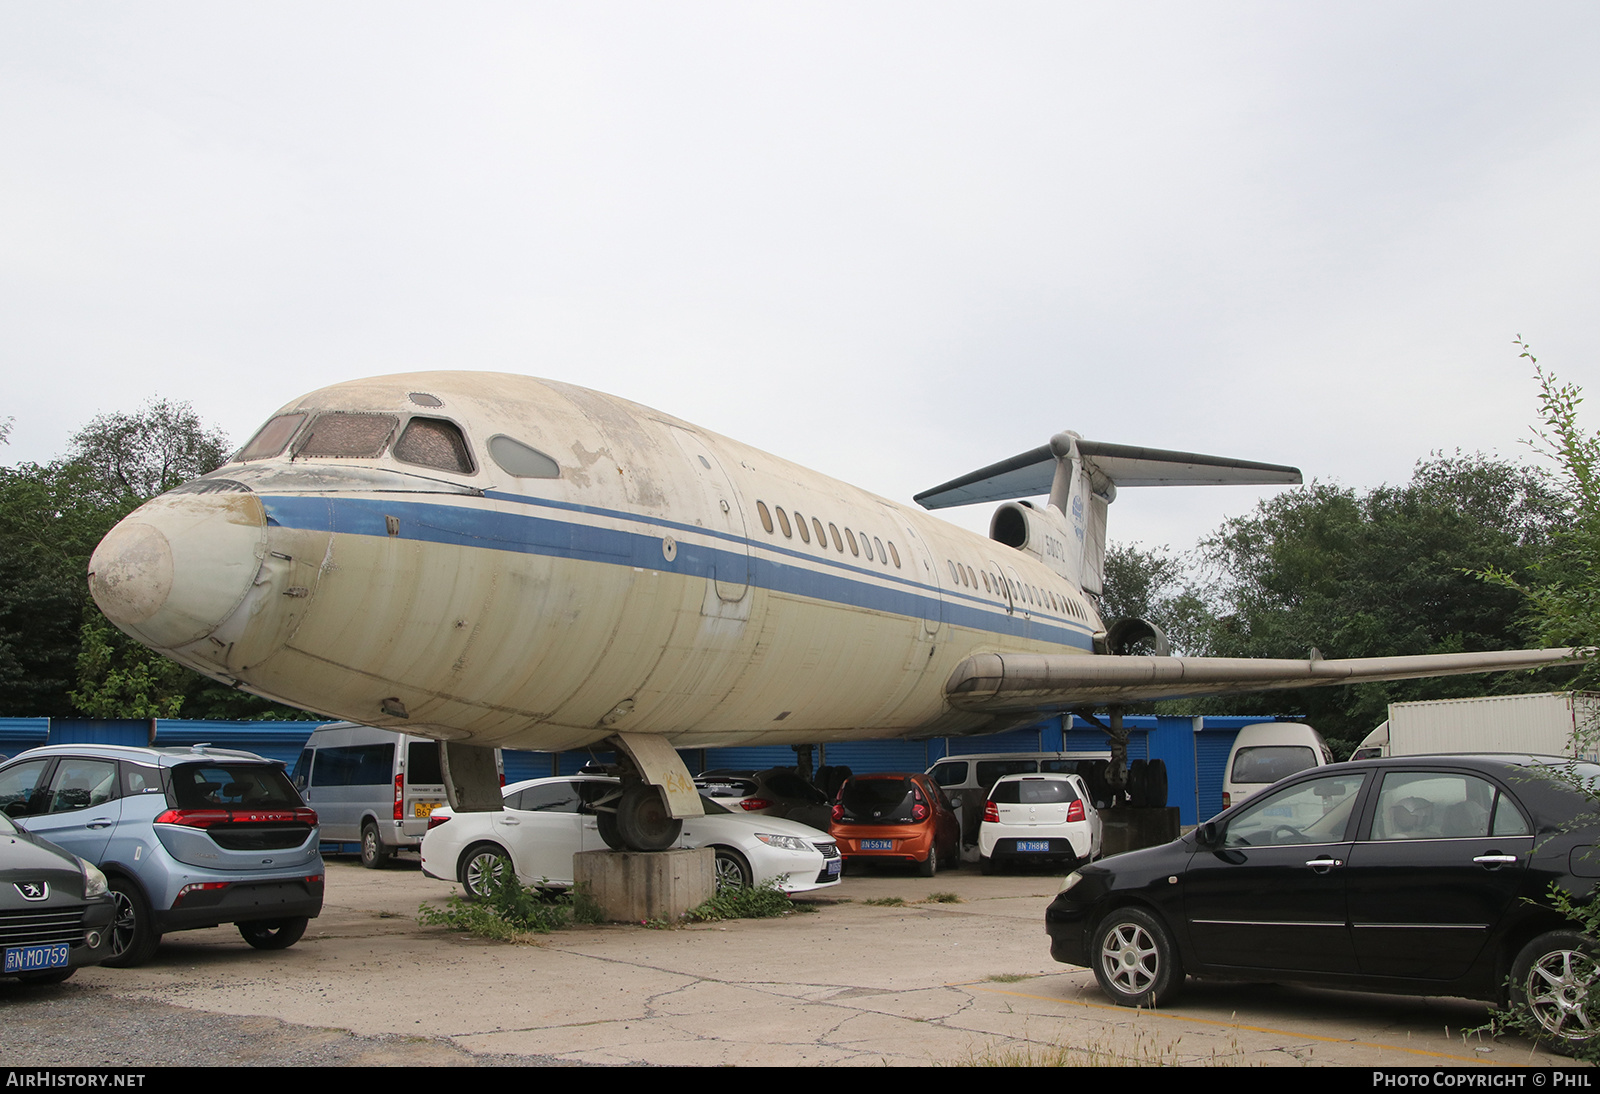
914,438 -> 1302,510
944,648 -> 1583,710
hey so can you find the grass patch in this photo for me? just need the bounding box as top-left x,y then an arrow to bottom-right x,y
418,870 -> 576,938
924,891 -> 963,904
953,1028 -> 1245,1067
684,880 -> 807,922
984,973 -> 1031,983
861,896 -> 907,907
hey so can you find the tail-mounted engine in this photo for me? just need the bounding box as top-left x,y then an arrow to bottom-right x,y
989,501 -> 1075,579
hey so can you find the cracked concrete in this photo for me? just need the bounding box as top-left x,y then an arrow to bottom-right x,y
41,859 -> 1566,1067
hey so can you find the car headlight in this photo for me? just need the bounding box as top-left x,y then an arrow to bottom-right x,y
1057,870 -> 1084,895
81,859 -> 108,899
754,833 -> 813,852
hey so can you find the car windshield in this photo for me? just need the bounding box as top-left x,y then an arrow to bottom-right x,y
169,763 -> 303,810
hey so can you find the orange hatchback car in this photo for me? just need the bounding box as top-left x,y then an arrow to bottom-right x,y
830,773 -> 961,877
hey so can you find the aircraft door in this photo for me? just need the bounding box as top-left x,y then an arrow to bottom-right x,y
892,515 -> 944,637
987,559 -> 1017,615
667,427 -> 750,603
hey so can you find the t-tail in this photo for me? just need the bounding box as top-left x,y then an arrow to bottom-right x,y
913,432 -> 1304,597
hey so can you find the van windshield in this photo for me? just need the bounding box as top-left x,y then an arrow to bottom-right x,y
1232,745 -> 1317,784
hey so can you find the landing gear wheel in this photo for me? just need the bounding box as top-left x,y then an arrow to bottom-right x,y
713,848 -> 752,892
460,843 -> 511,899
595,808 -> 624,851
1092,907 -> 1183,1008
103,878 -> 161,969
615,783 -> 682,852
360,822 -> 391,869
918,848 -> 938,878
1511,930 -> 1600,1056
1143,759 -> 1169,809
238,917 -> 308,950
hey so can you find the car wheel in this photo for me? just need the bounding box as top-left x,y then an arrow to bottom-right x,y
460,843 -> 511,899
918,848 -> 937,878
1511,930 -> 1600,1055
103,878 -> 161,969
1092,907 -> 1183,1008
238,917 -> 309,950
979,854 -> 994,876
713,848 -> 752,893
360,822 -> 391,869
15,969 -> 74,986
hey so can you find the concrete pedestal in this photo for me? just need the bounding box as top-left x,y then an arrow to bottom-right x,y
1101,806 -> 1181,857
573,847 -> 715,923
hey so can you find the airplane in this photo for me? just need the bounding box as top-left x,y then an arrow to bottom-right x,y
85,372 -> 1577,850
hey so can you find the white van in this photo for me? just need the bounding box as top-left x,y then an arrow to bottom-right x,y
291,723 -> 486,868
1221,722 -> 1333,811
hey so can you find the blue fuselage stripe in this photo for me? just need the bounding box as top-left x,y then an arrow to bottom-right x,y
261,494 -> 1093,650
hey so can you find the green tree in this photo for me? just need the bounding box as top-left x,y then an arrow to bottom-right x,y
1099,541 -> 1208,655
1481,342 -> 1600,690
1179,453 -> 1570,751
67,398 -> 230,508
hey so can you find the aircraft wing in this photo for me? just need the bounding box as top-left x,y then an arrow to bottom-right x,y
944,648 -> 1583,711
914,438 -> 1302,510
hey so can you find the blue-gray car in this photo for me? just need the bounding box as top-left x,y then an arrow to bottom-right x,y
0,744 -> 324,967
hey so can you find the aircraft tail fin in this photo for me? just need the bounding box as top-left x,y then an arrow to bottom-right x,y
914,434 -> 1302,597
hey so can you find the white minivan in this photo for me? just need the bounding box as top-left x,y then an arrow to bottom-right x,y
1220,722 -> 1334,811
290,723 -> 474,868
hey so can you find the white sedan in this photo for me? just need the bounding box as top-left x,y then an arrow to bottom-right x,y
421,775 -> 843,896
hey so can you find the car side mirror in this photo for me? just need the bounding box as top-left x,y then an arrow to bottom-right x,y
1196,820 -> 1222,850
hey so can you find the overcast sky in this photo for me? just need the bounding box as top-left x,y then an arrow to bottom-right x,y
3,2 -> 1597,552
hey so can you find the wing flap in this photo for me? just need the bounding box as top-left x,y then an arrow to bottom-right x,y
945,648 -> 1582,711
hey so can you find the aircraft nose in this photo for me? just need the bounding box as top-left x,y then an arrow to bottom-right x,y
89,485 -> 268,650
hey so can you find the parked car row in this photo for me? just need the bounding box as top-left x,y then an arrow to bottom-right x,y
0,742 -> 324,977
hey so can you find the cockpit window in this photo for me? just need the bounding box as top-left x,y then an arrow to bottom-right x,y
236,413 -> 307,461
395,417 -> 475,474
487,435 -> 560,479
292,413 -> 399,458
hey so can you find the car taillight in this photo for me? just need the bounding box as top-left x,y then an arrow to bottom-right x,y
173,881 -> 230,905
912,803 -> 928,821
394,772 -> 404,821
427,813 -> 452,832
1221,791 -> 1231,809
738,798 -> 773,812
1066,800 -> 1085,822
154,807 -> 318,827
983,801 -> 999,823
831,803 -> 843,823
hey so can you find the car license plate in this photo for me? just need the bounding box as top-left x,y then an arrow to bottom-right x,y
861,839 -> 893,850
413,801 -> 441,818
826,859 -> 841,878
1018,840 -> 1051,852
5,943 -> 69,974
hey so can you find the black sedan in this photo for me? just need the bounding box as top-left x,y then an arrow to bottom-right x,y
1046,754 -> 1600,1051
2,812 -> 116,983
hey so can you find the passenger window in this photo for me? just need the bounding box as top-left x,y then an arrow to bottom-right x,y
874,537 -> 885,563
757,501 -> 774,534
812,517 -> 826,546
862,536 -> 873,561
795,512 -> 811,543
488,435 -> 560,479
511,782 -> 583,813
395,417 -> 475,474
776,507 -> 793,537
890,542 -> 902,568
930,762 -> 968,787
1371,772 -> 1504,841
0,761 -> 51,818
293,412 -> 398,458
121,763 -> 163,797
237,413 -> 307,461
845,529 -> 859,557
1222,772 -> 1367,847
828,523 -> 843,552
46,759 -> 119,813
312,744 -> 395,787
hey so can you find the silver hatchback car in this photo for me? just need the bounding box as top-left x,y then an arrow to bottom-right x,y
0,743 -> 324,967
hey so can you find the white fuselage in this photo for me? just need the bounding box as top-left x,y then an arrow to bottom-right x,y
89,373 -> 1102,752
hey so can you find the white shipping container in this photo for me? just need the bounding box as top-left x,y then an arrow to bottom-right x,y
1355,692 -> 1600,760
